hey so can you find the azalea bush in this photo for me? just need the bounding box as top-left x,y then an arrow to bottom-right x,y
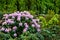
0,11 -> 60,40
0,11 -> 40,38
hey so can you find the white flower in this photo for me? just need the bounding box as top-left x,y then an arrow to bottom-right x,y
14,33 -> 17,37
19,23 -> 22,26
32,24 -> 35,27
2,22 -> 7,25
37,28 -> 40,32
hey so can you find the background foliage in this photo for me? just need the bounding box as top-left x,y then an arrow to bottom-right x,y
0,0 -> 60,14
0,0 -> 60,40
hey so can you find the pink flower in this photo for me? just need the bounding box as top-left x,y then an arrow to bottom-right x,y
32,19 -> 36,23
5,28 -> 10,33
32,19 -> 37,24
32,19 -> 39,26
21,13 -> 26,17
8,28 -> 11,31
19,23 -> 22,26
34,22 -> 40,28
23,28 -> 28,32
5,16 -> 8,19
36,24 -> 40,28
20,12 -> 23,15
18,13 -> 21,16
26,14 -> 33,19
14,33 -> 17,37
6,19 -> 14,24
1,27 -> 5,31
17,11 -> 20,14
17,16 -> 21,21
11,13 -> 16,16
3,14 -> 9,19
29,15 -> 33,18
32,19 -> 40,29
13,26 -> 17,30
12,16 -> 15,19
13,12 -> 18,16
37,28 -> 40,32
7,21 -> 14,24
17,18 -> 20,21
35,23 -> 40,29
9,14 -> 13,16
24,11 -> 30,15
10,21 -> 14,24
24,23 -> 27,25
3,14 -> 8,17
24,23 -> 29,28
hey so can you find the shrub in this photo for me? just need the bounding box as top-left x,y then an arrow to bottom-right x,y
0,11 -> 40,38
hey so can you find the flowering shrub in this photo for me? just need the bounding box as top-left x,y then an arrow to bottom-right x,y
0,11 -> 40,38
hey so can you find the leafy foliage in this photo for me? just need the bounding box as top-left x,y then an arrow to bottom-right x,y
0,0 -> 60,40
0,0 -> 60,14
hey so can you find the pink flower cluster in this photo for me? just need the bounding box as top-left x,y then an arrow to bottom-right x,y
0,27 -> 11,33
3,11 -> 33,19
0,11 -> 40,37
0,26 -> 17,37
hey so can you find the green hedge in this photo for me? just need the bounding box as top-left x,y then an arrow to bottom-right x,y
0,0 -> 60,14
